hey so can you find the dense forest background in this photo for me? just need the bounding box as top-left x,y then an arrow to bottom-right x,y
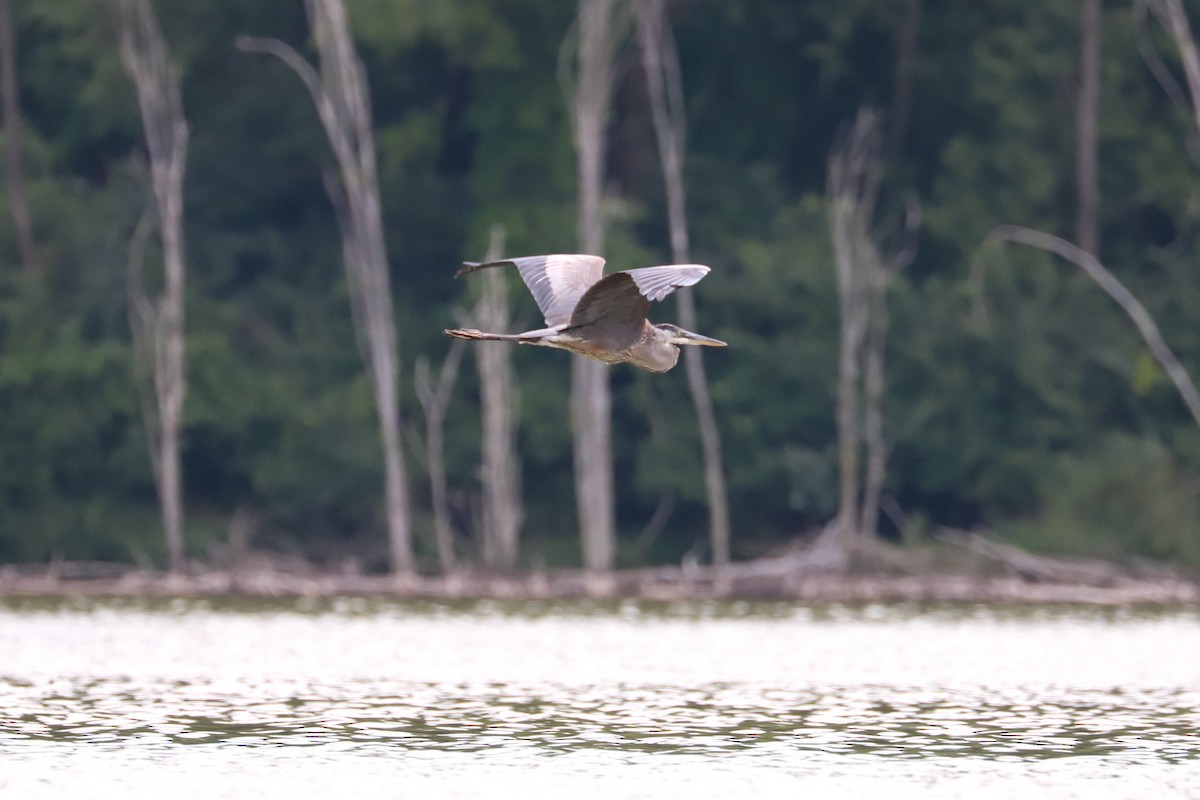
2,0 -> 1199,572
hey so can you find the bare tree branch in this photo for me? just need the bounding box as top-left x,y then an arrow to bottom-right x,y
1134,0 -> 1192,112
1146,0 -> 1200,138
235,35 -> 325,112
1137,0 -> 1200,163
989,225 -> 1200,429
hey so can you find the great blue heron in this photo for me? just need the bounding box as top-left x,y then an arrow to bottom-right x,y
445,254 -> 726,373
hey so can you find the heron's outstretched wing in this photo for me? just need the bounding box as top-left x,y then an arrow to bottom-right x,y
457,254 -> 606,327
568,265 -> 711,344
623,264 -> 711,302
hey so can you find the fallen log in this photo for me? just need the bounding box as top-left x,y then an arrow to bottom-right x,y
937,529 -> 1130,587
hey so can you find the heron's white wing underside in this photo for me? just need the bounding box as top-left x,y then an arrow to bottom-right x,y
509,254 -> 606,327
624,265 -> 710,301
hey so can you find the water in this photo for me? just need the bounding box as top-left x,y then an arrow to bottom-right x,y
2,598 -> 1199,798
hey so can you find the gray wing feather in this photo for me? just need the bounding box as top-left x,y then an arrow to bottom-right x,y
567,265 -> 711,334
624,265 -> 711,302
457,254 -> 605,326
509,254 -> 606,326
457,258 -> 707,327
569,273 -> 648,331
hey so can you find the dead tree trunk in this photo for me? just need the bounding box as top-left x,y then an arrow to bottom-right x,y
415,343 -> 465,574
471,225 -> 523,570
0,0 -> 36,274
633,0 -> 730,566
860,198 -> 918,540
827,109 -> 916,548
990,225 -> 1200,430
114,0 -> 189,572
859,285 -> 886,540
827,111 -> 879,546
238,0 -> 414,577
564,0 -> 623,578
1076,0 -> 1101,256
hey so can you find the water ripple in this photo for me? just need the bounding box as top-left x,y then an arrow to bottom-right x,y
4,676 -> 1198,763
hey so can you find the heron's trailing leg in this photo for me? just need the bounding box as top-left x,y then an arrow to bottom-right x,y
454,260 -> 511,279
444,327 -> 519,342
444,326 -> 565,346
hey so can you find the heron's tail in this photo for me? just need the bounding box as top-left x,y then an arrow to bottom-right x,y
455,259 -> 514,279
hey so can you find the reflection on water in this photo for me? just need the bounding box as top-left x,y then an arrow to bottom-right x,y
2,599 -> 1199,798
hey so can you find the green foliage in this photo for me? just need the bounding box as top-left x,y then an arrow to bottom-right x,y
0,278 -> 156,562
349,0 -> 518,69
1008,434 -> 1200,568
1,0 -> 1198,569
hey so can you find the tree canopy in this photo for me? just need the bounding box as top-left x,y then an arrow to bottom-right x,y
2,0 -> 1199,570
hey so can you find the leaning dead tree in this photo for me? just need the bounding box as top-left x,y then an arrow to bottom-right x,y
0,0 -> 36,274
238,0 -> 414,576
827,109 -> 917,549
469,225 -> 523,570
633,0 -> 730,566
989,226 -> 1200,430
562,0 -> 624,578
114,0 -> 189,572
989,0 -> 1200,434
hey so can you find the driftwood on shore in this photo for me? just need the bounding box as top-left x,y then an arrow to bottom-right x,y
2,535 -> 1197,605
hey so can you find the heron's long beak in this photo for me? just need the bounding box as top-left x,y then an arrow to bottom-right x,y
670,328 -> 727,347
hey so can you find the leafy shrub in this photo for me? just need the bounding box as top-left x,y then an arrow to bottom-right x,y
1009,434 -> 1200,568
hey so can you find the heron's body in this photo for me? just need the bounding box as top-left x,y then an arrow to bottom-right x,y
445,255 -> 725,373
453,316 -> 684,372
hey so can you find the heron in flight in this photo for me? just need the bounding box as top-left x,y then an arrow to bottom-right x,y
445,254 -> 726,373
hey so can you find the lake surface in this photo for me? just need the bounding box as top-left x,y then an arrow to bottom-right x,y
2,597 -> 1199,798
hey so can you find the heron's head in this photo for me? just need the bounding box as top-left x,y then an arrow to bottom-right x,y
654,323 -> 727,349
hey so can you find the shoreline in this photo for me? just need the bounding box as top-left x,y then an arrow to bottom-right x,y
2,562 -> 1197,606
